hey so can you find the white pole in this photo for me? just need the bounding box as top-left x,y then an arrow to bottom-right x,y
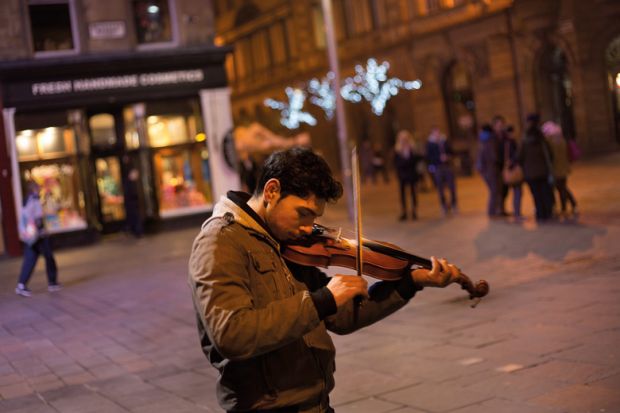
321,0 -> 354,221
3,108 -> 22,225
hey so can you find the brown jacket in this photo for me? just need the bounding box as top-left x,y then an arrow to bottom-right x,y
188,192 -> 418,412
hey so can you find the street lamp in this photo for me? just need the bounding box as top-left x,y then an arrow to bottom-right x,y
320,0 -> 354,221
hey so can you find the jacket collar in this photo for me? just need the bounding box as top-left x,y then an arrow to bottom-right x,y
209,191 -> 280,249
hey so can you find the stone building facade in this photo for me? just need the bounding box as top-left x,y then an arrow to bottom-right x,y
214,0 -> 620,171
0,0 -> 237,256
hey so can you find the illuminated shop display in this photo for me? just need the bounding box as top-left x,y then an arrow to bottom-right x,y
147,112 -> 212,217
16,126 -> 87,232
95,157 -> 125,223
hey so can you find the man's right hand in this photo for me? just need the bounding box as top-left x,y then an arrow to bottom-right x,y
326,275 -> 369,307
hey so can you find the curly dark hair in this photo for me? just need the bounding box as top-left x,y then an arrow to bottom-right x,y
255,147 -> 343,202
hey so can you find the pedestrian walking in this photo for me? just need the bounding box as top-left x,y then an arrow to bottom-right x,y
394,130 -> 423,220
188,147 -> 461,413
542,120 -> 578,218
426,126 -> 458,215
15,181 -> 62,297
519,113 -> 555,222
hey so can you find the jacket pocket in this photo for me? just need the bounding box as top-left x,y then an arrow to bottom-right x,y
249,251 -> 280,303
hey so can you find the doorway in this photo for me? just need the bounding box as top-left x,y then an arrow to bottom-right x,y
443,61 -> 477,175
88,110 -> 128,233
537,46 -> 576,139
606,36 -> 620,144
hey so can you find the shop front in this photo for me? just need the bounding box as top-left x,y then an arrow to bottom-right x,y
0,46 -> 239,255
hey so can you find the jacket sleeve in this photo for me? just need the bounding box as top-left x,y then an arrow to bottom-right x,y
189,225 -> 322,361
287,262 -> 422,335
325,276 -> 421,335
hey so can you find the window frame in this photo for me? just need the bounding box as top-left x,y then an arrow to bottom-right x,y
133,0 -> 180,51
28,0 -> 81,58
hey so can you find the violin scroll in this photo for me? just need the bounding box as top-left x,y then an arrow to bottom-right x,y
455,273 -> 489,308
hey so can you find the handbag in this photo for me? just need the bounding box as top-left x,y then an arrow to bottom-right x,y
19,214 -> 39,246
502,141 -> 523,185
503,164 -> 524,185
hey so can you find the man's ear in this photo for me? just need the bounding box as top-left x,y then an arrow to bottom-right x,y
264,179 -> 281,202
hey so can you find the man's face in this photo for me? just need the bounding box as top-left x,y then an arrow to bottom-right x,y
265,192 -> 325,242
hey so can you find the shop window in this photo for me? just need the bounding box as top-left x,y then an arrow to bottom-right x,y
95,157 -> 126,222
132,0 -> 176,47
89,114 -> 118,147
29,0 -> 79,56
146,115 -> 192,147
16,126 -> 74,160
16,123 -> 86,232
145,101 -> 212,216
154,148 -> 211,216
21,163 -> 87,231
124,107 -> 141,150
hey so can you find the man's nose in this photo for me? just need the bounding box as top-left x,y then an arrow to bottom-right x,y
299,225 -> 313,236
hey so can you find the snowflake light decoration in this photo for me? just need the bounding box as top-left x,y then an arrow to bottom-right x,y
307,72 -> 336,120
264,87 -> 317,129
341,58 -> 422,116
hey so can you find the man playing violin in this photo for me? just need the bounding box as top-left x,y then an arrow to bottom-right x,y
188,147 -> 460,413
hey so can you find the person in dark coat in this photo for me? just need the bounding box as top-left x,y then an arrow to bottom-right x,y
476,123 -> 502,217
394,130 -> 423,220
519,113 -> 555,222
502,125 -> 524,219
425,127 -> 458,216
491,115 -> 510,216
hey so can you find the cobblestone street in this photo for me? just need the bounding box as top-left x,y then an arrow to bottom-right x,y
1,153 -> 619,413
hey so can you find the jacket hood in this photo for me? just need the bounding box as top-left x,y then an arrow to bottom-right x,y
208,194 -> 280,248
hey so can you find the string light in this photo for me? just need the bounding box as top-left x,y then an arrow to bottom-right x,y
341,58 -> 422,116
307,72 -> 336,120
264,58 -> 422,128
264,87 -> 317,129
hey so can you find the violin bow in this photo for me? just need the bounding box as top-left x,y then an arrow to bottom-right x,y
351,147 -> 365,312
351,146 -> 363,277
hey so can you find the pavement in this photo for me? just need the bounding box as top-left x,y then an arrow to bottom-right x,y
1,151 -> 619,413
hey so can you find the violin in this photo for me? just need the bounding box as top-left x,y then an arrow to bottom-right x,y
283,224 -> 489,307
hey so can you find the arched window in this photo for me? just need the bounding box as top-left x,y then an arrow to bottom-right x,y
536,46 -> 575,139
443,62 -> 477,142
606,36 -> 620,144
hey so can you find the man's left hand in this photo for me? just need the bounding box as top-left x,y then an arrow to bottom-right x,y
411,256 -> 460,288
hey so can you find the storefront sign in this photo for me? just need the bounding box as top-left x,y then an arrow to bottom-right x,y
30,69 -> 205,96
89,21 -> 126,39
